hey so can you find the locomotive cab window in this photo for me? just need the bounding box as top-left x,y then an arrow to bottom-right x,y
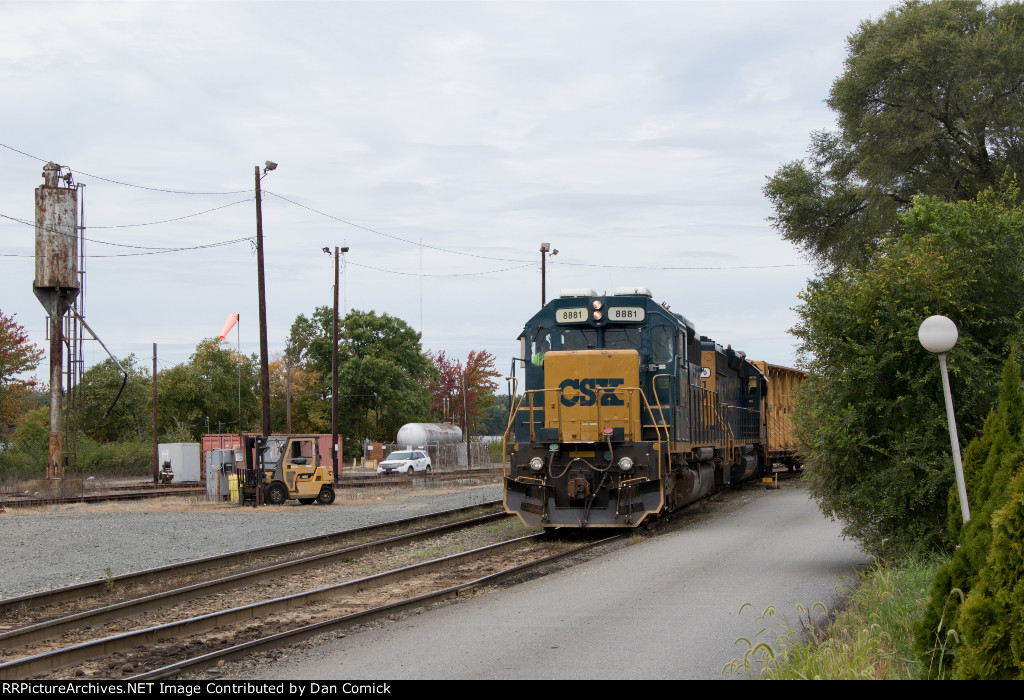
604,326 -> 642,351
651,325 -> 673,364
531,327 -> 552,366
560,327 -> 597,350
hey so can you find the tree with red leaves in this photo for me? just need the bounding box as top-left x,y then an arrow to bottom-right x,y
426,349 -> 500,433
0,310 -> 43,438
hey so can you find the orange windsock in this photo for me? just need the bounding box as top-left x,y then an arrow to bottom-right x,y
219,313 -> 239,339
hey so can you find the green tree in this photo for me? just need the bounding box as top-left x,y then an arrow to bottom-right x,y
286,308 -> 435,450
77,355 -> 153,443
268,354 -> 329,434
477,394 -> 513,436
915,352 -> 1024,676
955,468 -> 1024,678
158,338 -> 260,439
765,0 -> 1024,269
793,187 -> 1024,556
0,310 -> 43,439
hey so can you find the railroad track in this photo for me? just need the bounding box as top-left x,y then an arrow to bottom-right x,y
0,468 -> 502,509
0,500 -> 620,680
0,484 -> 205,510
340,467 -> 502,489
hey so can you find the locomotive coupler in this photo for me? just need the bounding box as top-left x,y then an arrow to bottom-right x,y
567,475 -> 591,499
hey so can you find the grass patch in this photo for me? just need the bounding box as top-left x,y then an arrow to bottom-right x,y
727,555 -> 947,679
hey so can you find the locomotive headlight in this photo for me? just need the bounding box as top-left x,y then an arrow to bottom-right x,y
618,457 -> 634,472
591,300 -> 603,310
529,457 -> 545,472
592,310 -> 603,321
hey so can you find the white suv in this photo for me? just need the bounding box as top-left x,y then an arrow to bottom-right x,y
377,450 -> 432,475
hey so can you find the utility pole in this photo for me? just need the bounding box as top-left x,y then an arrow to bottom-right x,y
330,245 -> 350,484
152,343 -> 159,484
285,363 -> 292,433
540,242 -> 557,307
463,370 -> 471,469
332,246 -> 339,483
255,163 -> 276,438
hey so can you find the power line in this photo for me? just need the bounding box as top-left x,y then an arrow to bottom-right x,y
347,260 -> 534,278
1,142 -> 250,195
0,197 -> 250,234
0,210 -> 253,253
265,190 -> 809,272
264,190 -> 534,264
88,198 -> 253,228
553,260 -> 811,271
3,143 -> 810,273
81,238 -> 252,257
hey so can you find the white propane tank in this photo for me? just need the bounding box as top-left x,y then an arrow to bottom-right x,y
396,422 -> 463,448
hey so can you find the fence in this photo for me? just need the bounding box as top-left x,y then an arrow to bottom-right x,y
380,437 -> 501,469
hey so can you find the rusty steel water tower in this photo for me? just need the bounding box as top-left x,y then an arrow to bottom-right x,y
34,162 -> 80,480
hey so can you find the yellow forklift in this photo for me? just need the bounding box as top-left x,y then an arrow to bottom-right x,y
241,435 -> 336,506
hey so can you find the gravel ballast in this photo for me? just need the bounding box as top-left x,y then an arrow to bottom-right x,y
0,482 -> 502,599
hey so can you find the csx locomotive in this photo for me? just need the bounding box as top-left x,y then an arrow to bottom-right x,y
503,286 -> 802,528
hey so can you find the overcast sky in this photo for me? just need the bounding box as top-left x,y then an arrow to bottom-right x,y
1,0 -> 895,383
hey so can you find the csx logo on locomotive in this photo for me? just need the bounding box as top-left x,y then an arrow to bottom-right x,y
558,378 -> 626,406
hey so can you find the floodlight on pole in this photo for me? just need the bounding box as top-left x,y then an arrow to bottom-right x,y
329,246 -> 351,484
918,315 -> 970,523
540,242 -> 558,307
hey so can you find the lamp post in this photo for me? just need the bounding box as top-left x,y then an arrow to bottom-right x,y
324,245 -> 349,484
540,242 -> 558,307
255,161 -> 277,439
919,315 -> 970,523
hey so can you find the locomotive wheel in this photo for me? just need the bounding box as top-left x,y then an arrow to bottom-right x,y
265,483 -> 288,505
316,487 -> 336,505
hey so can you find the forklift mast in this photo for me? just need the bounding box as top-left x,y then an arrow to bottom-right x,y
240,435 -> 267,507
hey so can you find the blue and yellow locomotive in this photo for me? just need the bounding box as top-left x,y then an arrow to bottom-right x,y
503,286 -> 784,528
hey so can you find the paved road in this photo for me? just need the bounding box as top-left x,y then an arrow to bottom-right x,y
247,481 -> 866,680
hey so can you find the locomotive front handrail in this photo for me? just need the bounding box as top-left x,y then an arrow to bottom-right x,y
502,376 -> 520,477
650,373 -> 673,476
512,384 -> 667,446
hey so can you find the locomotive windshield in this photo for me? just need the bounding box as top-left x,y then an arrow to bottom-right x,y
560,327 -> 597,350
604,327 -> 642,351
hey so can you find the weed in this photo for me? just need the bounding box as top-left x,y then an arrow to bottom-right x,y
926,588 -> 964,679
726,556 -> 944,679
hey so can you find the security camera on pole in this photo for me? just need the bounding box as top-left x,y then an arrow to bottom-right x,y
918,315 -> 970,523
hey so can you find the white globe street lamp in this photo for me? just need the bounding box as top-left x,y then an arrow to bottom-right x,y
918,315 -> 970,523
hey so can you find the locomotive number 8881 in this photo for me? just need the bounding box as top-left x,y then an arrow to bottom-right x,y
502,286 -> 802,528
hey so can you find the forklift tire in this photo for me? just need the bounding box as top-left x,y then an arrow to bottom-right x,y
316,487 -> 336,505
265,483 -> 288,505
